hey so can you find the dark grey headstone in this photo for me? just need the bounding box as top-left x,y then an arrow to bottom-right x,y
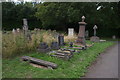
37,42 -> 50,53
58,35 -> 64,46
51,42 -> 59,50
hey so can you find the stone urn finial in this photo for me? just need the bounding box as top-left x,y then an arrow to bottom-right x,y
93,25 -> 98,29
82,16 -> 85,22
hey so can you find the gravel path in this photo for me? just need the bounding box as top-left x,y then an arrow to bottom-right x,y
85,42 -> 118,78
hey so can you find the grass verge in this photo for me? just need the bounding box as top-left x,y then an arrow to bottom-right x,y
2,41 -> 115,78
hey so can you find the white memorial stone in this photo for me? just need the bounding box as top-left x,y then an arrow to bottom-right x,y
17,28 -> 20,32
68,28 -> 74,36
12,28 -> 16,34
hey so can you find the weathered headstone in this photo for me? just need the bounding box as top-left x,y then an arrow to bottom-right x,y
23,19 -> 28,31
22,18 -> 32,41
16,28 -> 20,33
112,35 -> 116,39
90,25 -> 100,42
76,16 -> 87,46
50,42 -> 59,50
85,30 -> 89,39
37,42 -> 50,53
12,28 -> 16,34
58,34 -> 64,46
93,25 -> 97,36
68,28 -> 74,36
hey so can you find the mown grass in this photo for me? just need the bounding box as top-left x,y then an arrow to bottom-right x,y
2,41 -> 115,78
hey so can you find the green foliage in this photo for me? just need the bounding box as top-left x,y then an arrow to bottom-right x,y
2,41 -> 115,78
2,2 -> 120,37
35,2 -> 120,29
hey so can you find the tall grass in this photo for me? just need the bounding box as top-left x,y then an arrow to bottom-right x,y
2,30 -> 76,58
2,30 -> 58,58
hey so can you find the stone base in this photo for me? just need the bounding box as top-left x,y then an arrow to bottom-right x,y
37,48 -> 50,53
90,36 -> 100,42
76,37 -> 86,45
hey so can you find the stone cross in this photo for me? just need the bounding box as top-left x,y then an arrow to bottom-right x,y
93,25 -> 98,36
68,28 -> 74,36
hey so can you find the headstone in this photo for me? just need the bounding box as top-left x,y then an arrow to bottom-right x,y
58,34 -> 64,46
93,25 -> 97,36
12,28 -> 16,34
22,18 -> 32,41
90,25 -> 100,42
37,42 -> 50,53
34,28 -> 37,31
112,35 -> 116,39
50,42 -> 59,50
16,28 -> 20,33
68,28 -> 74,36
85,30 -> 89,39
76,16 -> 87,46
23,19 -> 28,31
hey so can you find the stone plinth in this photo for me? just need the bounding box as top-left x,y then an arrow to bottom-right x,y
51,42 -> 60,50
90,36 -> 100,42
76,22 -> 87,45
37,42 -> 50,53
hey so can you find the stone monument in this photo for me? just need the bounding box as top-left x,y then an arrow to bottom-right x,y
90,25 -> 100,42
16,28 -> 20,33
76,16 -> 87,46
58,34 -> 64,46
37,42 -> 50,53
50,42 -> 60,50
85,30 -> 89,39
22,18 -> 32,41
12,28 -> 16,34
68,28 -> 74,37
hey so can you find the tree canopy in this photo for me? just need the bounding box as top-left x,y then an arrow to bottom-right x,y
2,2 -> 120,37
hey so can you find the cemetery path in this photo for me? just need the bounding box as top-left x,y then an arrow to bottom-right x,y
85,41 -> 118,78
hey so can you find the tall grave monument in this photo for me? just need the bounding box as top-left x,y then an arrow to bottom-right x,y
76,16 -> 87,46
90,25 -> 100,42
23,18 -> 32,41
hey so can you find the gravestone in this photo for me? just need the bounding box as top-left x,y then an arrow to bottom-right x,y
22,18 -> 32,41
37,42 -> 50,53
85,30 -> 89,39
58,34 -> 64,46
12,28 -> 16,34
76,16 -> 87,46
51,42 -> 59,50
112,35 -> 116,39
90,25 -> 100,42
17,28 -> 20,33
68,28 -> 74,36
